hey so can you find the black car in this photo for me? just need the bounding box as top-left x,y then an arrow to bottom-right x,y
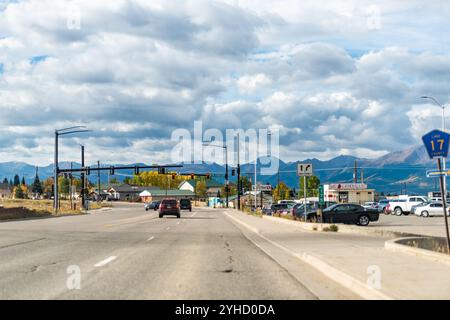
145,201 -> 160,211
293,201 -> 337,218
308,203 -> 379,226
179,199 -> 192,211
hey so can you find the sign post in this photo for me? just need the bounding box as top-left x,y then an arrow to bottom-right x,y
298,163 -> 313,222
422,129 -> 450,254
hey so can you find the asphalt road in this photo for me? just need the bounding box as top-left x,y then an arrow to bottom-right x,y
0,203 -> 357,300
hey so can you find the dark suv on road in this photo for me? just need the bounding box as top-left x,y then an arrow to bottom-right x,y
159,199 -> 180,218
179,199 -> 192,211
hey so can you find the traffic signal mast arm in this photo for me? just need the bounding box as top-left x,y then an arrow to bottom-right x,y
57,164 -> 183,174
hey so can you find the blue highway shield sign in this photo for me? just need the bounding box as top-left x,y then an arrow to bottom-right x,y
422,129 -> 450,159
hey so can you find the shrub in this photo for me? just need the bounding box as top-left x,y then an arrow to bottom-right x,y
323,224 -> 339,232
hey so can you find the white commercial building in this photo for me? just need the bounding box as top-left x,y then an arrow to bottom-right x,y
324,183 -> 375,204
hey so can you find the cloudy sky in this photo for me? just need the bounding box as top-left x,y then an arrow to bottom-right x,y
0,0 -> 449,166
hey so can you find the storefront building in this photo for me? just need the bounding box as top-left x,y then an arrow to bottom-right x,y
324,183 -> 375,204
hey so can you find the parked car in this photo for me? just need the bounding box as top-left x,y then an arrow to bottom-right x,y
263,203 -> 289,215
307,203 -> 380,226
145,201 -> 160,211
386,196 -> 428,216
292,203 -> 314,217
377,199 -> 390,214
159,199 -> 180,218
413,202 -> 450,217
278,202 -> 296,215
179,198 -> 192,211
293,201 -> 338,218
362,202 -> 378,209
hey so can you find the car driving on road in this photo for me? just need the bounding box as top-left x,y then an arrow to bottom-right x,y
307,203 -> 379,226
179,198 -> 192,211
145,201 -> 160,211
159,199 -> 181,218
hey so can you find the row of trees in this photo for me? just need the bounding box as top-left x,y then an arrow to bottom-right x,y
3,173 -> 95,200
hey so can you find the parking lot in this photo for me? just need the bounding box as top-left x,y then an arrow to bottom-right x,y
369,213 -> 448,237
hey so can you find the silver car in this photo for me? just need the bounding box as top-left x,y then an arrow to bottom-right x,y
414,202 -> 450,217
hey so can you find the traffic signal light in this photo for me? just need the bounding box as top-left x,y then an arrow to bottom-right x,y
232,169 -> 236,176
190,173 -> 195,180
172,173 -> 176,180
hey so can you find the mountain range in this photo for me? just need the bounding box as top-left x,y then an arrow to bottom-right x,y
0,145 -> 440,195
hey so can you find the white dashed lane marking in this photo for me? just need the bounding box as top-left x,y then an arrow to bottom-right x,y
94,256 -> 117,267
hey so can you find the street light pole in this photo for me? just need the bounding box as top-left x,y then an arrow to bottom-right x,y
53,126 -> 90,213
202,142 -> 229,208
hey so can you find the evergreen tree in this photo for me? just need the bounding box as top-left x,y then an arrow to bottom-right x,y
21,177 -> 26,186
9,179 -> 13,187
14,186 -> 25,199
13,174 -> 20,186
31,174 -> 43,195
3,178 -> 8,184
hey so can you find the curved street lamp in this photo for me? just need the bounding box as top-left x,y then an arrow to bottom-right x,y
54,126 -> 91,212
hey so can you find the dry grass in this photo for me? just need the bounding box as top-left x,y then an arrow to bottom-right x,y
0,199 -> 111,221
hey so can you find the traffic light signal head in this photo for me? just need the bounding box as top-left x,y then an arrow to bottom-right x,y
231,169 -> 236,176
190,173 -> 195,180
172,173 -> 176,180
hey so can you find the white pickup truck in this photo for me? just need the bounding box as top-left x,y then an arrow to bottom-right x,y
387,196 -> 428,216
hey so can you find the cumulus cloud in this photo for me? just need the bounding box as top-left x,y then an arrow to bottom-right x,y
0,0 -> 449,165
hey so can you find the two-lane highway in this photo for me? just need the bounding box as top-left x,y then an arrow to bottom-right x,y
0,203 -> 356,299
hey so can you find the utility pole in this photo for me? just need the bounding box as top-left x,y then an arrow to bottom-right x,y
97,161 -> 101,202
81,145 -> 85,210
361,168 -> 364,184
70,162 -> 73,210
254,158 -> 257,210
237,133 -> 241,210
354,160 -> 358,184
225,147 -> 229,208
54,130 -> 59,212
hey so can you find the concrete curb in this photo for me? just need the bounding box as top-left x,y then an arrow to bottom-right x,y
262,215 -> 421,239
385,238 -> 450,266
225,212 -> 394,300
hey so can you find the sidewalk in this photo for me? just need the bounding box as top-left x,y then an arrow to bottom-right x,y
225,210 -> 450,300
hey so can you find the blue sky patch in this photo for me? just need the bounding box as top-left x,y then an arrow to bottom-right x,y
30,55 -> 48,65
